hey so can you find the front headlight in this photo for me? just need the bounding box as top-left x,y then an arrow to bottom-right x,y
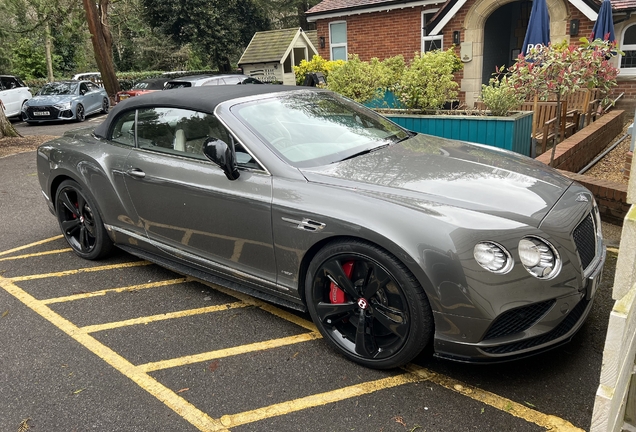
518,237 -> 561,279
53,102 -> 72,110
473,242 -> 513,274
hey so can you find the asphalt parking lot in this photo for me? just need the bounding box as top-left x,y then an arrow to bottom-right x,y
0,125 -> 620,432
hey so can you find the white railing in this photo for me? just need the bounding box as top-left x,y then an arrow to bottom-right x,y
591,122 -> 636,431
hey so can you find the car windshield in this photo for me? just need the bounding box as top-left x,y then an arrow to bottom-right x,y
164,81 -> 191,90
231,91 -> 410,168
38,82 -> 77,95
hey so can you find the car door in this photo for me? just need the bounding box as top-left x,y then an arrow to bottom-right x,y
0,76 -> 19,117
123,106 -> 277,284
83,82 -> 102,113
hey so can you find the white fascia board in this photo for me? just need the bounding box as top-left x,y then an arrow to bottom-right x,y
429,0 -> 467,35
569,0 -> 598,21
307,0 -> 443,22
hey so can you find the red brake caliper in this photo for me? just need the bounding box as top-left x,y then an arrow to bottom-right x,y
330,261 -> 353,303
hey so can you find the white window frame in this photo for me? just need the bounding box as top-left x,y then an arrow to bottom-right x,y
329,21 -> 347,61
619,23 -> 636,76
421,11 -> 443,53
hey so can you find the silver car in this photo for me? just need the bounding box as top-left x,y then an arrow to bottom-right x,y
23,80 -> 109,123
36,86 -> 605,369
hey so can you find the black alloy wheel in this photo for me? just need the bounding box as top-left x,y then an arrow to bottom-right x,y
101,97 -> 109,114
55,180 -> 113,260
75,104 -> 85,122
306,240 -> 433,369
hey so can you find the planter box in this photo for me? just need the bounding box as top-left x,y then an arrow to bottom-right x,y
384,111 -> 534,157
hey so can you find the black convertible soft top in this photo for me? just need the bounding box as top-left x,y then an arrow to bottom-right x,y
94,85 -> 307,138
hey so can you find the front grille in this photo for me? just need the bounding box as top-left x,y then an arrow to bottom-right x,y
26,106 -> 60,120
482,298 -> 589,354
573,213 -> 597,271
483,299 -> 556,340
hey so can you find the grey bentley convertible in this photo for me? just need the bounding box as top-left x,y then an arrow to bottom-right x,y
36,85 -> 605,369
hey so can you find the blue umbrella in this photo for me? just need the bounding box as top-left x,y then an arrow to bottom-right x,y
592,0 -> 615,42
522,0 -> 551,56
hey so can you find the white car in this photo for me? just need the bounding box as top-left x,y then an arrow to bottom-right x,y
0,75 -> 32,119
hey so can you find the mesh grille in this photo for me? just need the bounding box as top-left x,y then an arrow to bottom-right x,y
483,299 -> 556,340
482,298 -> 589,354
573,213 -> 596,271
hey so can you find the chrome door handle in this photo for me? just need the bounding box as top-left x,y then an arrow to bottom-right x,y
127,168 -> 146,178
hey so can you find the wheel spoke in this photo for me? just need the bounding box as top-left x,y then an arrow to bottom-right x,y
61,218 -> 81,234
355,310 -> 379,357
361,263 -> 390,299
315,301 -> 357,323
372,303 -> 408,339
59,191 -> 79,217
322,259 -> 358,298
78,226 -> 92,252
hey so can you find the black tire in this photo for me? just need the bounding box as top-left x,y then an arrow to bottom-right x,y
305,239 -> 433,369
76,104 -> 85,122
55,180 -> 113,260
101,97 -> 109,114
19,101 -> 27,121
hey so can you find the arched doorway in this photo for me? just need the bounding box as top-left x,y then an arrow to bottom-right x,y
462,0 -> 569,107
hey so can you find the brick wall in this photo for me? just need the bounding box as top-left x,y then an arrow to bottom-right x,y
535,110 -> 624,171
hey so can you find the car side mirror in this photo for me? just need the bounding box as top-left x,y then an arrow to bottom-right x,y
203,137 -> 240,180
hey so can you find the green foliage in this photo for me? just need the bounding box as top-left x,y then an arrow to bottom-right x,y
396,48 -> 463,110
507,39 -> 621,102
327,54 -> 386,103
12,38 -> 47,79
375,55 -> 405,91
293,55 -> 345,85
480,73 -> 524,116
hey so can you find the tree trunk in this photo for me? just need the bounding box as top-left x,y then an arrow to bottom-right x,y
0,102 -> 22,138
82,0 -> 120,100
45,24 -> 54,82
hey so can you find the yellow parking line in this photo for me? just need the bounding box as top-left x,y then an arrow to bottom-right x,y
0,235 -> 63,256
404,364 -> 584,432
139,332 -> 322,373
0,275 -> 227,432
219,373 -> 421,428
80,301 -> 249,333
42,278 -> 188,304
0,248 -> 73,262
10,261 -> 152,282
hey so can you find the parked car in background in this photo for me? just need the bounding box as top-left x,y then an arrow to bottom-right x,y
37,85 -> 605,370
163,74 -> 262,90
72,72 -> 101,83
115,78 -> 169,103
22,80 -> 109,124
0,74 -> 32,119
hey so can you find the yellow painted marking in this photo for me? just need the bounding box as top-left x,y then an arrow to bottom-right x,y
139,332 -> 322,373
10,261 -> 152,282
191,277 -> 318,332
0,275 -> 227,432
0,248 -> 72,262
81,301 -> 249,333
0,235 -> 63,256
42,278 -> 187,304
404,364 -> 585,432
219,373 -> 420,428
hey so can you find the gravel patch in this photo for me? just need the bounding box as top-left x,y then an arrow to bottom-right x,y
0,135 -> 59,158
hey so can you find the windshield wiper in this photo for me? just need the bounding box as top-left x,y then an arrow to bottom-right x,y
335,143 -> 390,163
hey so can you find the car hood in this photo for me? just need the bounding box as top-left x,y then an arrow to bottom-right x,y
299,134 -> 573,226
28,95 -> 76,106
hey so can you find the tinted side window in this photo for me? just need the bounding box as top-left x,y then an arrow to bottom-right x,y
110,111 -> 137,146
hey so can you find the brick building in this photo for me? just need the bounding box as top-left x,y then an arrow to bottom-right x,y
306,0 -> 636,107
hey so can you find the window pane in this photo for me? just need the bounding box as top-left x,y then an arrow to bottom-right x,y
332,46 -> 347,61
424,38 -> 442,52
330,23 -> 346,44
110,111 -> 137,146
621,50 -> 636,68
625,25 -> 636,45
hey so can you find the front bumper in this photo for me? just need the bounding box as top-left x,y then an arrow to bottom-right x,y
24,105 -> 75,122
433,246 -> 605,363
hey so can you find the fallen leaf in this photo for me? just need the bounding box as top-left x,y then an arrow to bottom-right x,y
1,310 -> 8,318
393,416 -> 407,426
18,418 -> 31,432
481,408 -> 485,414
292,352 -> 299,358
176,388 -> 189,394
208,360 -> 220,372
73,388 -> 85,394
525,401 -> 536,407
